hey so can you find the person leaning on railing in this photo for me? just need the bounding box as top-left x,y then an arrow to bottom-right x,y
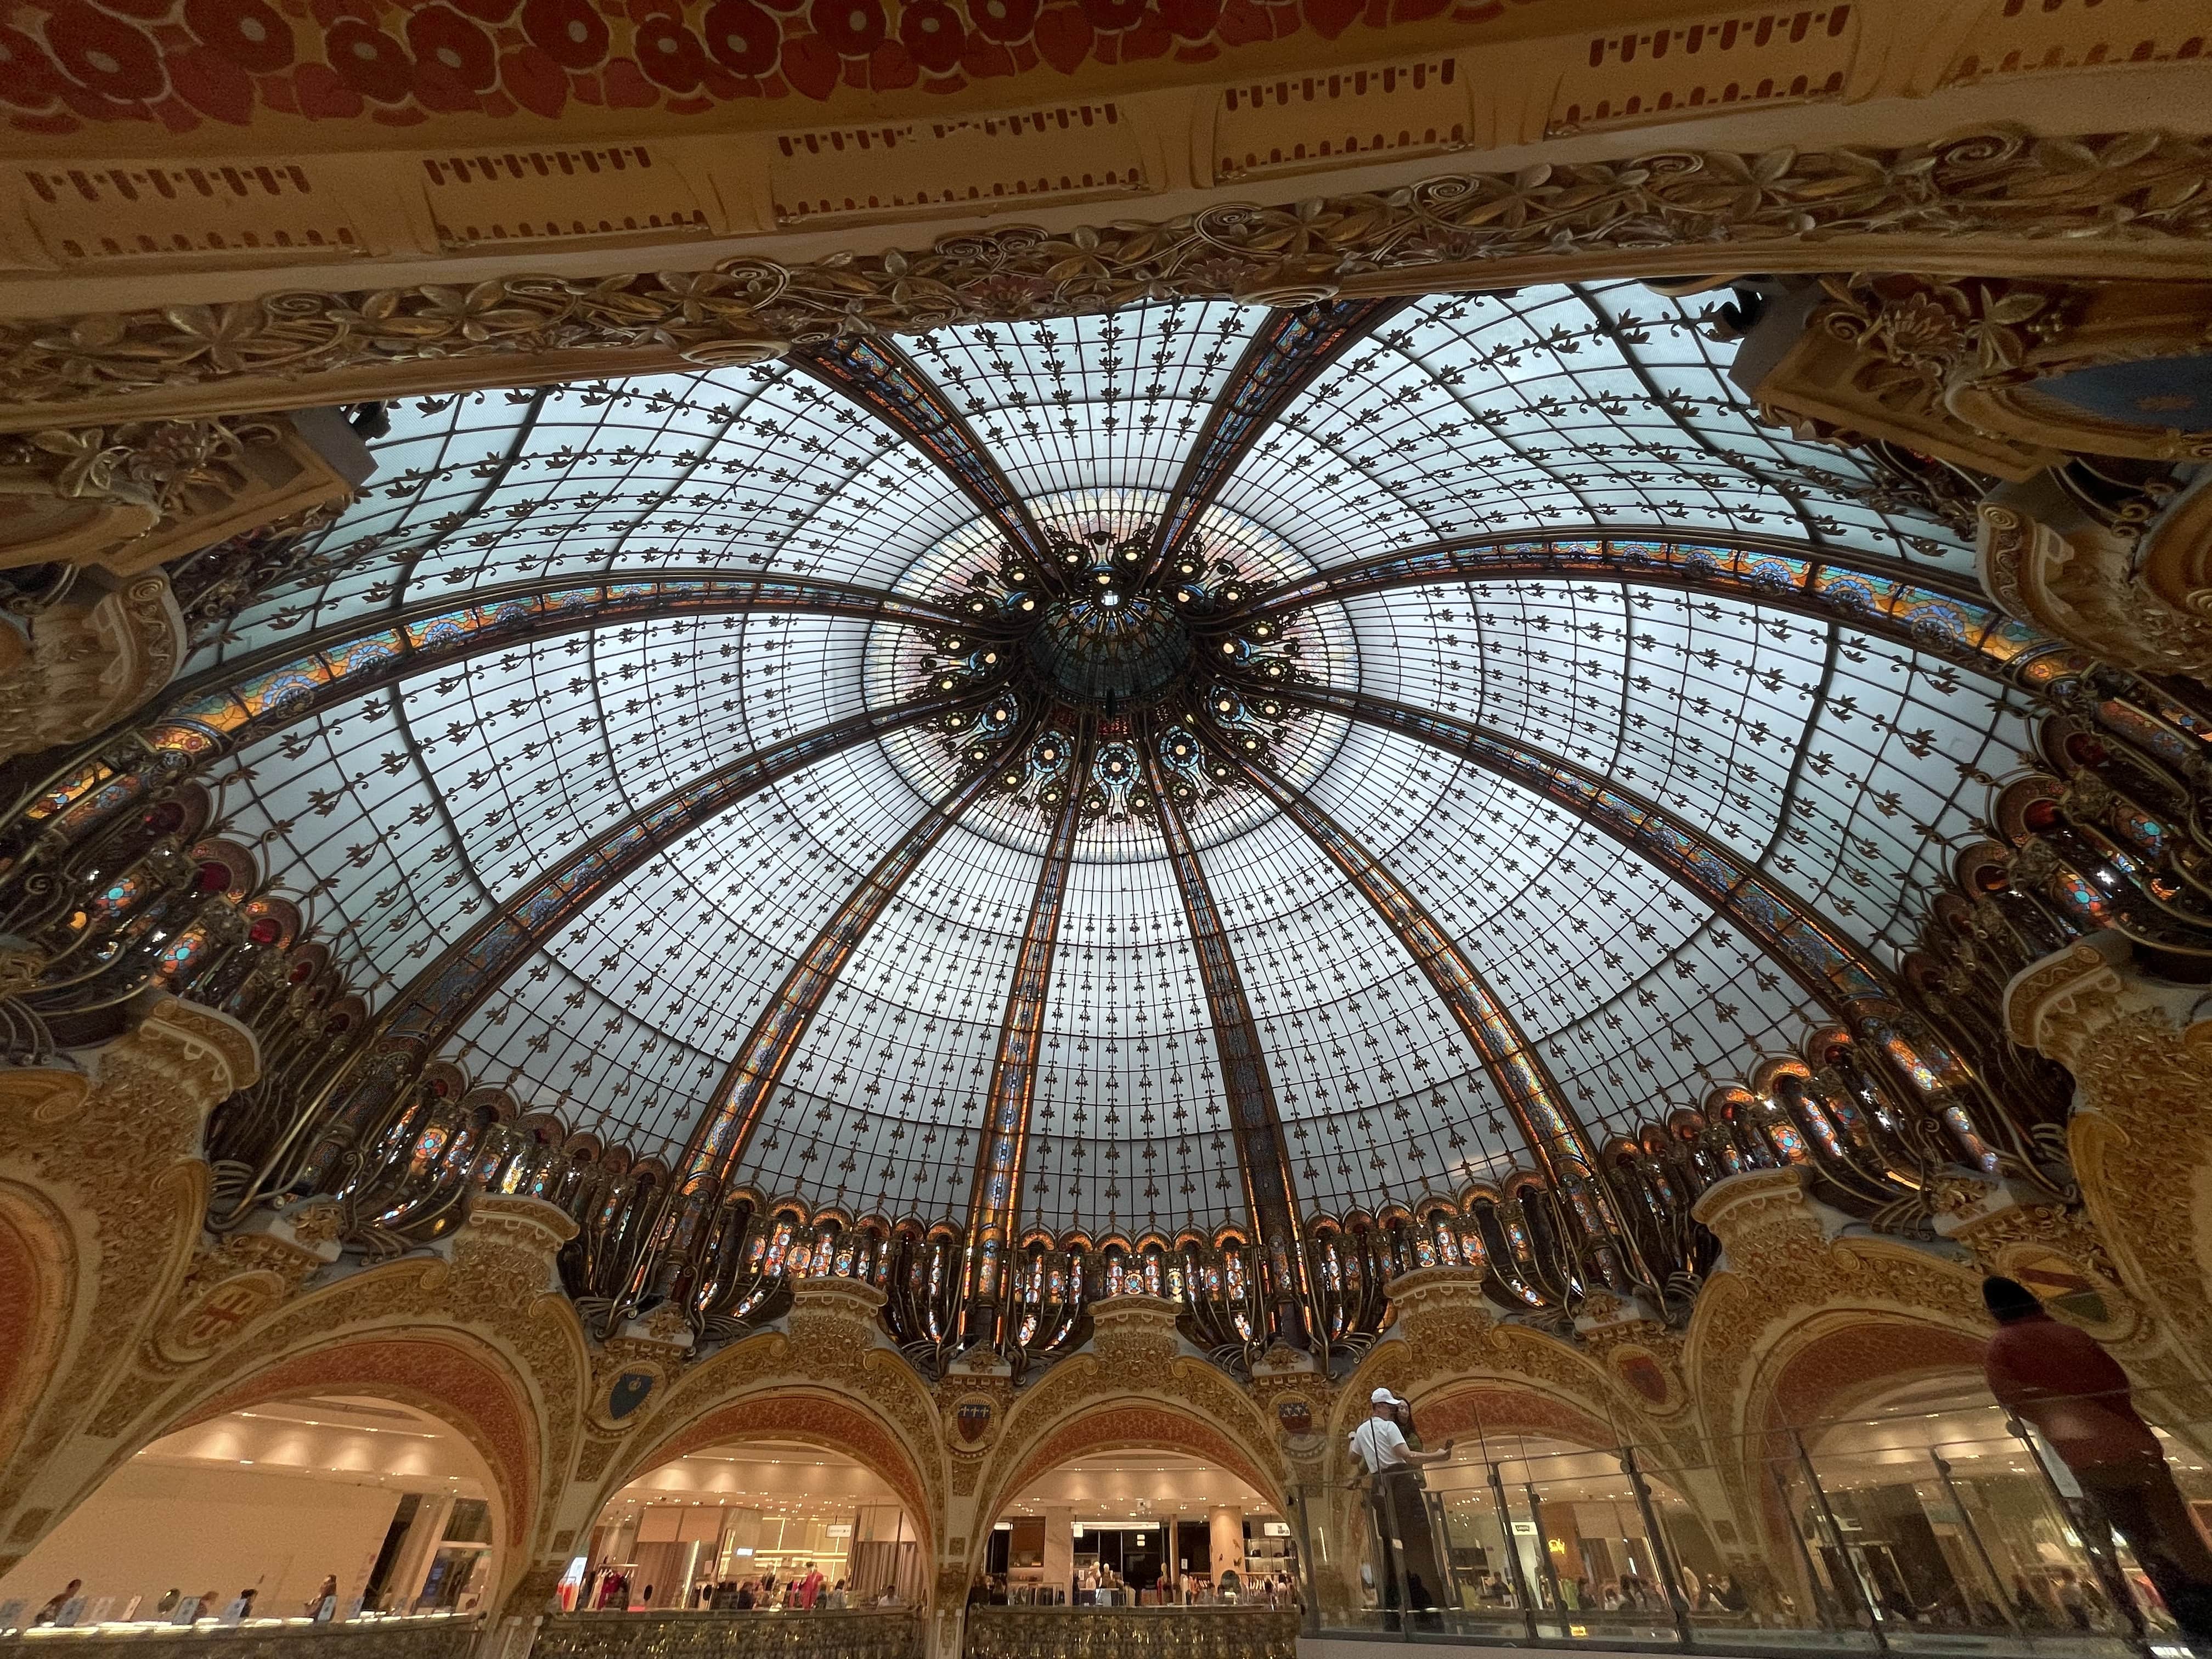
1982,1274 -> 2212,1638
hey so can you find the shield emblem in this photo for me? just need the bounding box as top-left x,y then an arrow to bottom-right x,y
1620,1353 -> 1668,1406
1276,1399 -> 1312,1436
956,1401 -> 993,1444
608,1372 -> 656,1421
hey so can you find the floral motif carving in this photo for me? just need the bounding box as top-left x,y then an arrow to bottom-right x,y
0,419 -> 284,520
2008,937 -> 2212,1393
0,1000 -> 256,1531
5,132 -> 2210,421
0,572 -> 187,764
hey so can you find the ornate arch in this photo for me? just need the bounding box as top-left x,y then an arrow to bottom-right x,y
1409,1382 -> 1626,1460
615,1390 -> 939,1563
166,1330 -> 542,1562
986,1402 -> 1285,1527
1751,1312 -> 1990,1448
0,1184 -> 74,1477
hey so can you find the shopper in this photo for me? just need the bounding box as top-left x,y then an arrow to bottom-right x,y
1346,1386 -> 1453,1629
1981,1274 -> 2212,1637
33,1580 -> 82,1626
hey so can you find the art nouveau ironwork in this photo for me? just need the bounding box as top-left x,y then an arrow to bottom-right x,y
4,278 -> 2205,1383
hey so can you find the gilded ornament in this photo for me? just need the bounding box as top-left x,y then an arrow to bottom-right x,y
6,131 -> 2212,422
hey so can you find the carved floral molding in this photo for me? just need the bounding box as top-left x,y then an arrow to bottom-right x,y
3,127 -> 2210,426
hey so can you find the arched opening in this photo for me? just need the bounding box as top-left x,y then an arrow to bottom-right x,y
578,1437 -> 924,1614
1776,1365 -> 2212,1640
0,1393 -> 504,1624
989,1447 -> 1288,1606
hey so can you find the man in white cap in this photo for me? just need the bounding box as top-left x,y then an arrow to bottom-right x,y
1348,1388 -> 1453,1628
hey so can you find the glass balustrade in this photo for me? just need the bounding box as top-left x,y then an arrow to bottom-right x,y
1291,1385 -> 2212,1656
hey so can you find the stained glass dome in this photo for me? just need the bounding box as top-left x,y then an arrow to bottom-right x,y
162,280 -> 2049,1245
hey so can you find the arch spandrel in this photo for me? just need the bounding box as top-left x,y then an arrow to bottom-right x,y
1683,1169 -> 1995,1506
1328,1301 -> 1637,1483
59,1195 -> 594,1605
968,1301 -> 1287,1549
604,1313 -> 949,1559
0,1184 -> 75,1487
0,1003 -> 258,1562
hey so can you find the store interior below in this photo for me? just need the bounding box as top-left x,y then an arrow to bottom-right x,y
575,1440 -> 924,1613
0,1395 -> 499,1628
983,1449 -> 1295,1607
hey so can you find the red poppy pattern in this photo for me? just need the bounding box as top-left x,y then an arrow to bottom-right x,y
1,0 -> 1499,134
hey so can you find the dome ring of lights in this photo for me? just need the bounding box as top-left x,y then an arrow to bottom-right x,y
98,284 -> 2073,1369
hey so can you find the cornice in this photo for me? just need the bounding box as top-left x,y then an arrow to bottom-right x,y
4,127 -> 2209,431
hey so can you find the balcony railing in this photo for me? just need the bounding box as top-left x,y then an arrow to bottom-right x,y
532,1610 -> 921,1659
0,1615 -> 479,1659
1301,1386 -> 2212,1656
961,1605 -> 1300,1659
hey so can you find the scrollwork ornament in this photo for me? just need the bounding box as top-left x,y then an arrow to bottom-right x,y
6,130 -> 2211,417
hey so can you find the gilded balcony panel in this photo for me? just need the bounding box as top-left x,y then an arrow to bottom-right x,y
534,1611 -> 923,1659
0,1618 -> 479,1659
960,1607 -> 1298,1659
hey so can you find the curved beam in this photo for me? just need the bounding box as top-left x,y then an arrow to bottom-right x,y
960,722 -> 1091,1345
1149,298 -> 1410,572
681,727 -> 1037,1188
377,693 -> 970,1058
270,695 -> 970,1188
1143,726 -> 1305,1280
15,572 -> 973,833
167,569 -> 973,741
1203,725 -> 1596,1185
795,337 -> 1052,563
1243,531 -> 2075,691
1280,685 -> 1891,1021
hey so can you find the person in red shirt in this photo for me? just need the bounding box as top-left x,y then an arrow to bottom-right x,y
1981,1275 -> 2212,1637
